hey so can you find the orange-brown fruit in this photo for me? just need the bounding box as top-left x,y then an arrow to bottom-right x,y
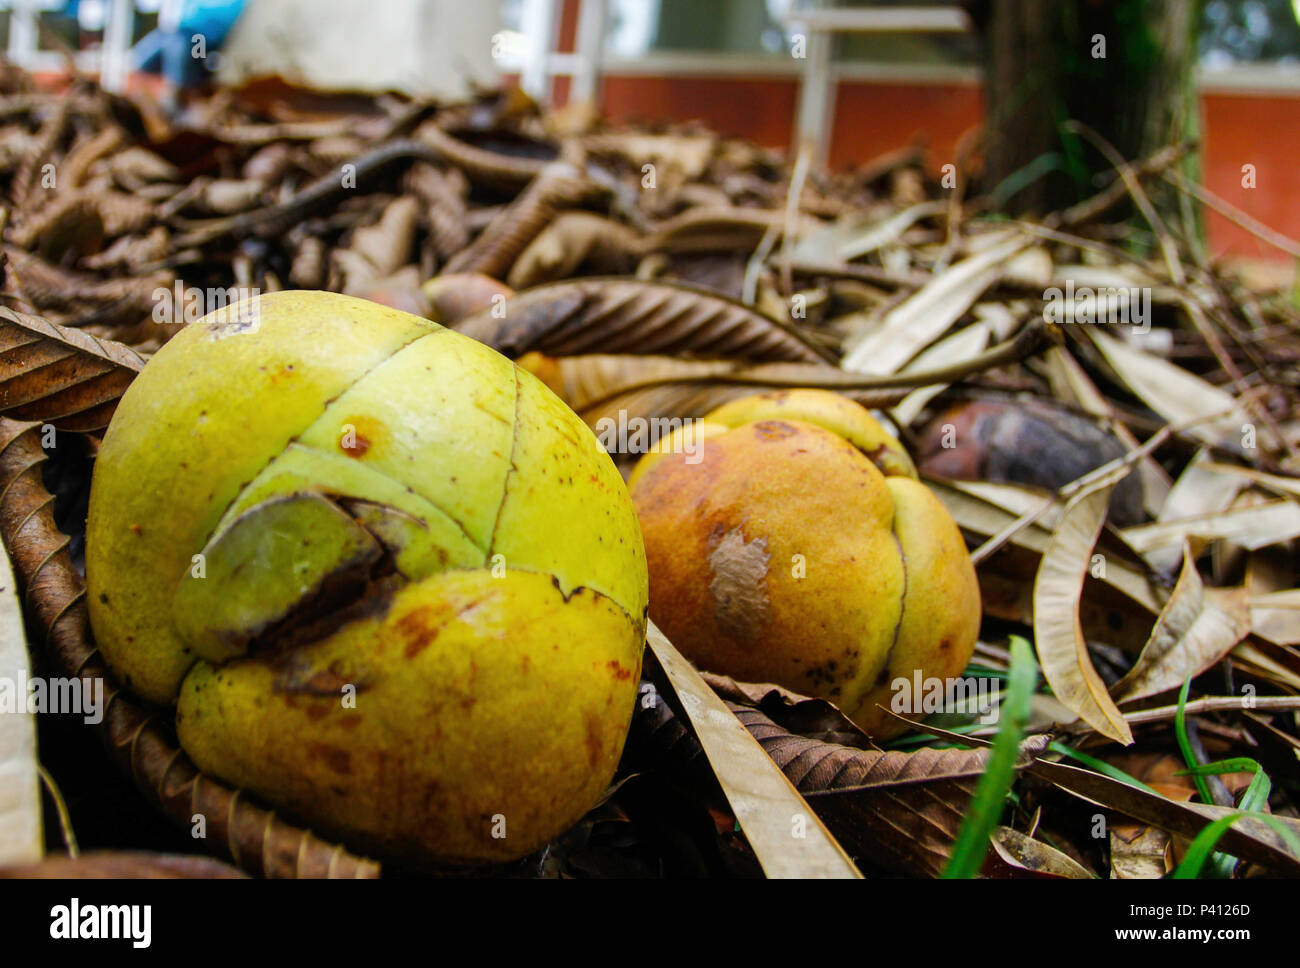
630,389 -> 980,738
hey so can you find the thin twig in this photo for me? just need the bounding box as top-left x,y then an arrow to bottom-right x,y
38,764 -> 78,859
1161,168 -> 1300,260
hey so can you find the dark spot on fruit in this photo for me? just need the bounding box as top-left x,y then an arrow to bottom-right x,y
396,604 -> 448,659
304,701 -> 331,721
607,660 -> 633,681
341,433 -> 371,457
752,420 -> 798,442
340,415 -> 386,458
309,742 -> 352,775
584,711 -> 603,770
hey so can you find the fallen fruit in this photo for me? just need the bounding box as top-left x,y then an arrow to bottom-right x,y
914,398 -> 1146,526
630,389 -> 979,738
86,290 -> 648,865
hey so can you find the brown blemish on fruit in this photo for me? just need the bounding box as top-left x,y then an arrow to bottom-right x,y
707,527 -> 770,642
607,659 -> 633,681
752,420 -> 797,442
396,604 -> 446,659
273,656 -> 361,696
583,711 -> 603,770
309,742 -> 352,775
303,702 -> 332,722
340,433 -> 370,457
395,593 -> 489,661
339,415 -> 385,458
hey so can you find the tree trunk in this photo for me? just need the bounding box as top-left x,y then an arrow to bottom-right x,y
978,0 -> 1203,237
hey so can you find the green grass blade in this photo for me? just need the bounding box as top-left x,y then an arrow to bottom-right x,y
1173,813 -> 1300,879
1048,741 -> 1159,794
1173,677 -> 1215,805
1181,757 -> 1272,813
941,636 -> 1037,879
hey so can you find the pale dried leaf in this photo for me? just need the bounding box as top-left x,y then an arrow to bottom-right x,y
1032,481 -> 1135,744
1089,328 -> 1252,448
842,232 -> 1027,373
991,826 -> 1094,878
1109,824 -> 1172,879
1249,589 -> 1300,646
1122,500 -> 1300,554
0,538 -> 40,865
931,479 -> 1162,615
1111,544 -> 1252,704
646,622 -> 862,878
891,320 -> 991,427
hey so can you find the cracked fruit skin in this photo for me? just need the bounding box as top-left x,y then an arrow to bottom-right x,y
85,290 -> 648,865
630,389 -> 978,739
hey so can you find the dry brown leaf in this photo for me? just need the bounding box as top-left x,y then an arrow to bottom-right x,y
1031,758 -> 1300,874
990,826 -> 1095,878
1111,544 -> 1252,704
731,702 -> 1045,791
645,622 -> 862,879
334,195 -> 420,292
714,681 -> 1051,877
1109,824 -> 1173,878
457,277 -> 833,362
525,352 -> 905,428
1032,480 -> 1135,743
508,212 -> 640,289
1041,344 -> 1171,515
0,306 -> 143,432
890,320 -> 991,427
932,478 -> 1163,617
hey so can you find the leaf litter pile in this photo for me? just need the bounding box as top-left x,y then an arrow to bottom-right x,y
0,67 -> 1298,879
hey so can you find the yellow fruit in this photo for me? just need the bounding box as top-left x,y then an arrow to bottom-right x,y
630,389 -> 978,739
86,290 -> 648,865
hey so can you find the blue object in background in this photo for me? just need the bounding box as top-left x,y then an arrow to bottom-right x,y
134,0 -> 248,89
177,0 -> 247,49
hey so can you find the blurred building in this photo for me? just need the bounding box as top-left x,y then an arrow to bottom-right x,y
1,0 -> 1297,260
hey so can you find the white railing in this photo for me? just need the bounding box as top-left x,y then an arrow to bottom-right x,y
0,0 -> 148,91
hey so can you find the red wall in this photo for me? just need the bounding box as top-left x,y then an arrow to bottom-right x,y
596,74 -> 1298,262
